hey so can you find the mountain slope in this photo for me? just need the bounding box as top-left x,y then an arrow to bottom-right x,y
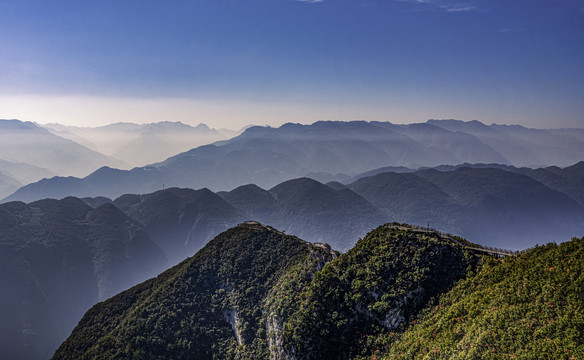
348,167 -> 584,249
52,222 -> 337,360
428,119 -> 584,167
0,159 -> 54,185
51,224 -> 583,360
348,172 -> 458,228
221,178 -> 388,251
113,187 -> 246,264
0,170 -> 21,200
371,122 -> 510,165
4,166 -> 171,203
374,236 -> 584,360
0,119 -> 125,178
0,198 -> 167,360
280,224 -> 477,360
526,161 -> 584,207
43,121 -> 228,167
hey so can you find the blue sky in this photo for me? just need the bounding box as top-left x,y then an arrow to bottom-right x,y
0,0 -> 582,129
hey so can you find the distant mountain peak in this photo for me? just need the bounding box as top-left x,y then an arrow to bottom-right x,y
193,123 -> 212,131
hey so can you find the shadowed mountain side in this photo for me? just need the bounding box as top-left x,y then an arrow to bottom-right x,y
220,178 -> 388,251
0,171 -> 21,200
348,172 -> 460,229
348,167 -> 584,249
3,166 -> 171,204
0,198 -> 167,360
106,180 -> 385,260
525,161 -> 584,207
0,159 -> 54,186
113,188 -> 247,264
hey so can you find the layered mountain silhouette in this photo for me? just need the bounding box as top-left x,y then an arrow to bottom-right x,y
0,169 -> 22,201
112,187 -> 247,264
2,118 -> 584,359
43,121 -> 229,167
0,159 -> 54,188
52,223 -> 584,360
427,119 -> 584,166
0,120 -> 125,181
2,168 -> 583,358
348,167 -> 584,248
92,179 -> 384,259
8,166 -> 582,250
0,198 -> 167,360
219,178 -> 387,251
6,120 -> 584,203
524,161 -> 584,207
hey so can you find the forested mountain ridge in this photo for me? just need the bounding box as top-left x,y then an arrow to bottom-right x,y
368,236 -> 584,359
52,222 -> 338,360
51,223 -> 584,360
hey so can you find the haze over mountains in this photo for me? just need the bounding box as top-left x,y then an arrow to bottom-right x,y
1,116 -> 583,359
0,197 -> 167,360
5,119 -> 584,203
0,119 -> 236,199
43,121 -> 231,167
0,120 -> 125,198
4,166 -> 581,358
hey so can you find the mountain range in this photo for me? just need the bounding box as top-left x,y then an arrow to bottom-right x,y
2,118 -> 584,359
0,120 -> 125,180
0,120 -> 236,199
7,165 -> 583,250
4,162 -> 581,358
43,121 -> 231,167
5,119 -> 584,203
52,223 -> 584,360
0,197 -> 167,360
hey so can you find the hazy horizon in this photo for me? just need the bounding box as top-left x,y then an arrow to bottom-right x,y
1,0 -> 582,130
4,116 -> 584,133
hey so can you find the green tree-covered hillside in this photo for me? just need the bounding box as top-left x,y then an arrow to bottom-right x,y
52,222 -> 337,360
52,223 -> 584,360
370,237 -> 584,360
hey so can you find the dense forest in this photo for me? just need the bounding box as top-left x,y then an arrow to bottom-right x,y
52,223 -> 584,359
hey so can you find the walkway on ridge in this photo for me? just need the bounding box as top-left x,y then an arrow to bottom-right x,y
386,224 -> 518,257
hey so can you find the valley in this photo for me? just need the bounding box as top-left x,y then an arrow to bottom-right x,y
0,119 -> 582,359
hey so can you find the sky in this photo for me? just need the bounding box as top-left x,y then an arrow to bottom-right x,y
0,0 -> 583,129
